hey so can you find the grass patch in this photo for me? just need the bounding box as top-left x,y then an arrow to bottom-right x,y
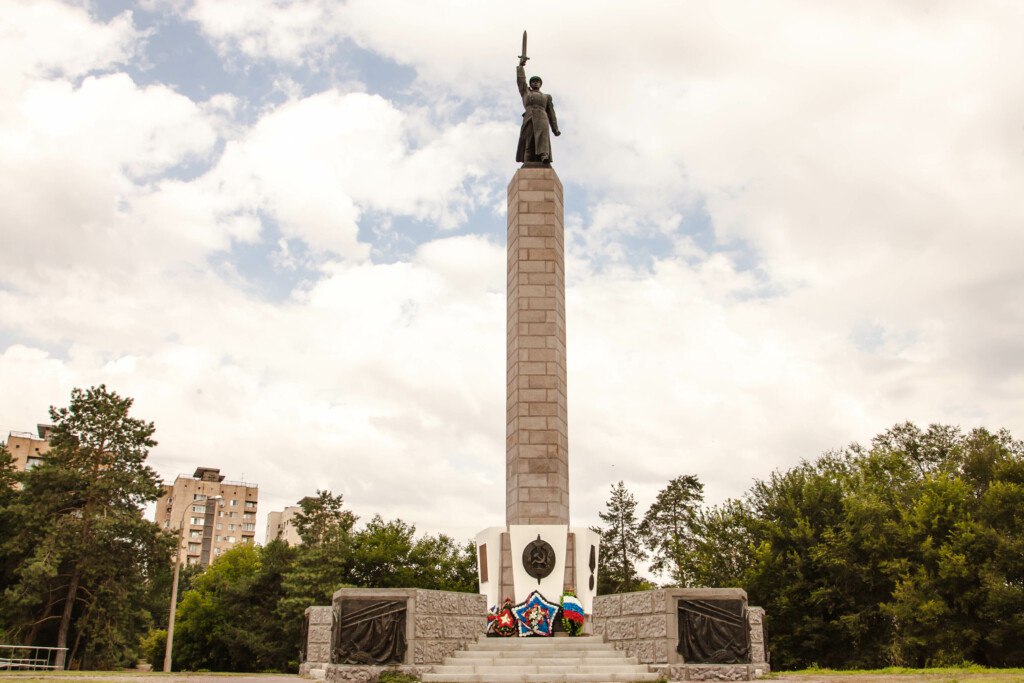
767,665 -> 1024,680
0,673 -> 293,680
377,672 -> 419,683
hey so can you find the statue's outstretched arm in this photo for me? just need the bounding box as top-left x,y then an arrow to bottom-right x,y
517,64 -> 527,97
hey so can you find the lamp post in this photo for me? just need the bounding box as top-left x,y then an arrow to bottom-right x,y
165,495 -> 222,671
163,519 -> 184,672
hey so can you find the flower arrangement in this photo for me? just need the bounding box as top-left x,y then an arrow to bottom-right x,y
490,597 -> 518,637
512,590 -> 559,637
560,591 -> 585,636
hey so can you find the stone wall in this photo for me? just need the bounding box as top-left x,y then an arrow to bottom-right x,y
748,607 -> 766,664
409,589 -> 487,664
304,587 -> 486,680
299,605 -> 334,676
592,589 -> 673,665
592,588 -> 768,679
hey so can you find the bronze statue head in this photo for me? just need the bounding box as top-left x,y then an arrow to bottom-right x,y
529,76 -> 542,90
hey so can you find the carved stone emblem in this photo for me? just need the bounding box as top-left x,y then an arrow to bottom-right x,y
522,535 -> 555,581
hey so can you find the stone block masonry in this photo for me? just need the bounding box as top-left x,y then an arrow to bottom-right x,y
299,605 -> 333,677
592,588 -> 769,681
506,166 -> 569,526
304,588 -> 486,683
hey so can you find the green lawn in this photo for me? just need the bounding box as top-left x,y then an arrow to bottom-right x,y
769,665 -> 1024,682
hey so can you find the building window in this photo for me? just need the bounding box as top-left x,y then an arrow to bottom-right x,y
25,456 -> 44,470
228,524 -> 236,531
215,547 -> 222,556
193,494 -> 207,501
244,501 -> 256,509
227,536 -> 236,543
189,530 -> 201,538
230,499 -> 238,506
187,557 -> 199,565
190,517 -> 204,525
216,523 -> 223,530
192,505 -> 205,512
243,523 -> 255,531
187,543 -> 200,553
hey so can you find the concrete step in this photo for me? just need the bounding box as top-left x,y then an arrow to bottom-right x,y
426,636 -> 655,683
421,673 -> 660,683
444,657 -> 641,667
453,649 -> 628,659
430,665 -> 652,675
466,638 -> 611,651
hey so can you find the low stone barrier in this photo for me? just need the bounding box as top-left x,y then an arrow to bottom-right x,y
300,588 -> 486,681
299,606 -> 333,677
592,588 -> 769,680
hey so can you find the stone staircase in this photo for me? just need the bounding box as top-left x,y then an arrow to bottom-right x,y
420,636 -> 659,683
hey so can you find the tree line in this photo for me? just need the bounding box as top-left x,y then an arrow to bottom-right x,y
155,490 -> 476,672
0,386 -> 474,672
594,423 -> 1024,669
3,386 -> 1022,671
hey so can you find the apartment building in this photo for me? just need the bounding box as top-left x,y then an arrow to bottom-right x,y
154,467 -> 258,566
4,425 -> 53,471
265,504 -> 304,545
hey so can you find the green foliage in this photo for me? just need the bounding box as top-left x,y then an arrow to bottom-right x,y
682,498 -> 753,588
639,475 -> 704,585
277,491 -> 359,642
680,422 -> 1024,670
349,516 -> 478,592
172,541 -> 299,672
0,385 -> 173,669
293,489 -> 358,546
140,628 -> 167,671
593,481 -> 647,593
172,490 -> 478,673
378,670 -> 421,683
0,441 -> 15,496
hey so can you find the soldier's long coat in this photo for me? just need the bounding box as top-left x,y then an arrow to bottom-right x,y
516,66 -> 559,163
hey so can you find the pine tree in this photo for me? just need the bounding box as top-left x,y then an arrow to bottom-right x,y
592,481 -> 646,594
640,475 -> 704,585
0,386 -> 171,668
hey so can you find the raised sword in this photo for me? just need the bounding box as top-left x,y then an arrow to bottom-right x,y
518,30 -> 529,63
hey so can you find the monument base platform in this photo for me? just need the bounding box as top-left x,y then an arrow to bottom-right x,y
476,524 -> 600,615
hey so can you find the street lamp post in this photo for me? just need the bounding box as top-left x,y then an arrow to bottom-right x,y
163,519 -> 185,672
165,494 -> 222,671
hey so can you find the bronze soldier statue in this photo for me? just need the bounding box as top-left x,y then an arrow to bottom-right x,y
516,31 -> 560,165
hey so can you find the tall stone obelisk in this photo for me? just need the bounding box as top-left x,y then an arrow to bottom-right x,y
505,167 -> 569,527
475,167 -> 599,617
475,39 -> 599,624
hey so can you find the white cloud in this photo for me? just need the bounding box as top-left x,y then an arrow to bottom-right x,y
0,73 -> 227,278
201,90 -> 511,258
4,0 -> 1024,557
0,0 -> 142,104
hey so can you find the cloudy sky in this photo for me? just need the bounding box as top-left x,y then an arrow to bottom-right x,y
3,0 -> 1023,564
